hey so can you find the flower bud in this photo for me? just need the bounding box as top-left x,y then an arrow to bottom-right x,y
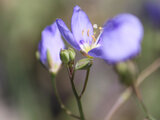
75,58 -> 93,70
116,62 -> 128,75
38,22 -> 65,74
60,49 -> 70,64
115,61 -> 137,86
68,48 -> 76,61
35,51 -> 40,60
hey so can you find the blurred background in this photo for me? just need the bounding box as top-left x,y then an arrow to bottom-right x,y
0,0 -> 160,120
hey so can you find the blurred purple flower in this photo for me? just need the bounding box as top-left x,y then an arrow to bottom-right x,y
144,2 -> 160,28
38,22 -> 65,73
56,5 -> 143,63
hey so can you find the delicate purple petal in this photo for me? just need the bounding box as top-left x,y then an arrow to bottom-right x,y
56,19 -> 80,50
38,22 -> 65,68
71,5 -> 93,44
89,14 -> 143,63
88,47 -> 104,58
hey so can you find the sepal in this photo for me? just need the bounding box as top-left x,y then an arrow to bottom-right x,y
68,48 -> 76,61
75,58 -> 93,70
60,49 -> 70,64
47,50 -> 54,68
35,51 -> 40,60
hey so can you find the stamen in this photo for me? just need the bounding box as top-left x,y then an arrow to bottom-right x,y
92,35 -> 96,42
79,26 -> 100,54
99,27 -> 103,30
82,29 -> 85,36
87,29 -> 90,37
93,24 -> 98,29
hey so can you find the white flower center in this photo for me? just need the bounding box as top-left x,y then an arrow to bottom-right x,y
79,24 -> 102,53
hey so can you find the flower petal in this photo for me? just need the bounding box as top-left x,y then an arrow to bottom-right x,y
89,14 -> 143,63
56,19 -> 80,50
144,2 -> 160,28
38,22 -> 65,70
71,5 -> 93,44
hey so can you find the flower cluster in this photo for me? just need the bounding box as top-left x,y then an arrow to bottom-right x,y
36,5 -> 148,120
38,5 -> 143,74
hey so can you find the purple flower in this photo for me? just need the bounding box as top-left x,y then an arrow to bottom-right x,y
144,2 -> 160,28
38,22 -> 65,73
56,5 -> 143,63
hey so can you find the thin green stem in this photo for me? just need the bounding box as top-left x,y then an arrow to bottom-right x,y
132,84 -> 150,118
79,68 -> 91,99
67,66 -> 85,120
51,73 -> 80,119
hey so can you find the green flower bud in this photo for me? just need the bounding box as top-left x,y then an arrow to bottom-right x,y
115,61 -> 137,86
116,62 -> 128,75
60,49 -> 70,64
68,48 -> 76,61
75,58 -> 93,70
35,51 -> 40,60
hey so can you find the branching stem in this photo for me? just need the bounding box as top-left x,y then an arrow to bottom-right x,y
51,73 -> 80,119
66,66 -> 85,120
104,57 -> 160,120
79,68 -> 91,99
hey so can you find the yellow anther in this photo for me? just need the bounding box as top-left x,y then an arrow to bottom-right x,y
92,35 -> 96,42
87,29 -> 90,37
99,27 -> 103,30
82,29 -> 84,36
